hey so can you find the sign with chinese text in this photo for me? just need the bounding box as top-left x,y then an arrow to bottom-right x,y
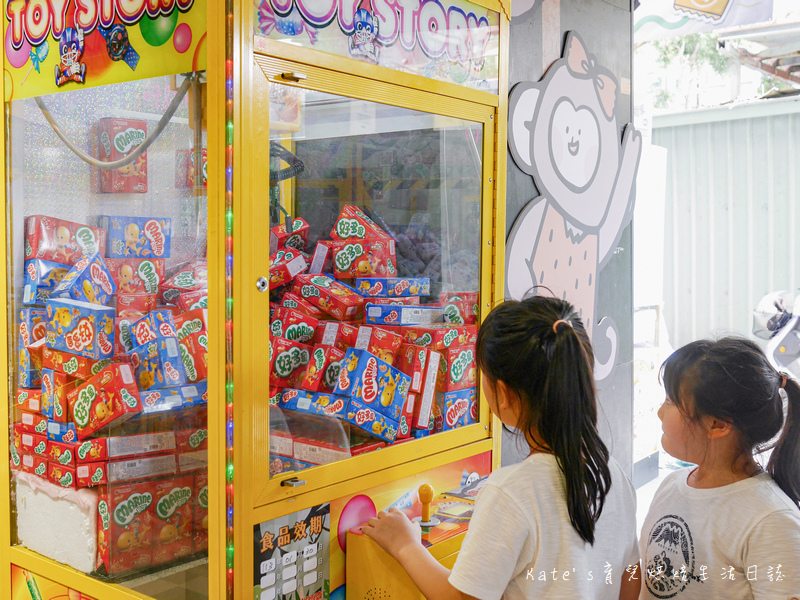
4,0 -> 207,101
254,0 -> 500,93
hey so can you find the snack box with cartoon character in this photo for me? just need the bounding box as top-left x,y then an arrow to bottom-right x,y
42,345 -> 114,380
269,453 -> 294,476
116,293 -> 158,316
66,363 -> 143,439
434,388 -> 478,432
49,461 -> 77,489
19,307 -> 47,388
355,278 -> 430,298
292,274 -> 365,321
16,387 -> 42,413
176,290 -> 208,312
437,345 -> 477,392
334,348 -> 411,422
330,204 -> 388,242
193,471 -> 209,552
25,215 -> 106,266
383,325 -> 478,351
131,309 -> 178,347
45,298 -> 116,360
270,306 -> 318,344
46,420 -> 78,443
94,119 -> 148,194
160,261 -> 207,305
77,461 -> 109,487
100,216 -> 170,258
23,259 -> 70,305
396,344 -> 442,428
278,388 -> 349,420
176,148 -> 208,188
41,368 -> 81,422
178,332 -> 208,384
301,345 -> 345,393
52,253 -> 117,305
364,304 -> 444,326
269,337 -> 312,388
314,321 -> 359,351
270,217 -> 310,254
280,291 -> 327,319
100,481 -> 155,574
17,410 -> 48,435
115,316 -> 137,355
26,337 -> 46,371
19,452 -> 48,477
76,438 -> 108,462
344,398 -> 399,443
105,258 -> 165,295
129,337 -> 188,391
354,325 -> 403,366
20,431 -> 48,457
152,475 -> 195,564
330,238 -> 396,279
48,440 -> 78,467
441,300 -> 479,326
175,309 -> 208,341
269,249 -> 308,288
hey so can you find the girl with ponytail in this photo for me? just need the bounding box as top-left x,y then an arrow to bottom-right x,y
640,337 -> 800,598
363,297 -> 641,600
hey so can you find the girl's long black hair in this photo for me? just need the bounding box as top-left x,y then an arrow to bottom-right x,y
476,296 -> 611,544
661,337 -> 800,505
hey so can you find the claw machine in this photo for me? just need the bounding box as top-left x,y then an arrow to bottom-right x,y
1,0 -> 509,595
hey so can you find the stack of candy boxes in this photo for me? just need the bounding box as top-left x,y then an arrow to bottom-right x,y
267,206 -> 480,476
10,215 -> 209,575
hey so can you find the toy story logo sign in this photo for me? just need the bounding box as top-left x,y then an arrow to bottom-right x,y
254,0 -> 500,93
4,0 -> 206,100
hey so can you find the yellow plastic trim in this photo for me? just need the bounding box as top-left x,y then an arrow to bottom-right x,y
0,50 -> 10,600
253,37 -> 499,108
251,440 -> 492,524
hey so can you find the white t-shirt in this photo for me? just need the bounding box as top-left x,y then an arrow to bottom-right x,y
639,468 -> 800,600
449,453 -> 639,600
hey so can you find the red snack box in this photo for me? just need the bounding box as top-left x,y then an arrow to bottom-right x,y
176,148 -> 208,188
176,290 -> 208,312
116,293 -> 158,316
269,337 -> 312,388
115,316 -> 138,355
95,118 -> 148,193
280,292 -> 327,319
174,308 -> 208,341
396,393 -> 415,440
152,475 -> 194,564
76,438 -> 108,462
43,345 -> 113,379
160,261 -> 207,304
76,461 -> 109,487
383,325 -> 478,351
176,427 -> 208,453
269,251 -> 308,288
18,410 -> 48,435
308,240 -> 334,274
397,344 -> 442,429
301,345 -> 345,393
270,306 -> 318,344
314,321 -> 359,351
329,204 -> 387,241
106,258 -> 165,295
292,274 -> 365,321
48,461 -> 77,488
178,331 -> 208,384
67,363 -> 143,439
41,368 -> 80,422
107,432 -> 177,459
131,309 -> 178,346
105,481 -> 155,573
48,440 -> 77,467
25,215 -> 106,265
21,452 -> 48,477
437,344 -> 477,392
351,439 -> 386,456
26,337 -> 45,371
21,431 -> 48,456
15,387 -> 42,413
270,217 -> 310,254
354,326 -> 403,366
441,300 -> 479,325
193,471 -> 209,552
330,238 -> 396,279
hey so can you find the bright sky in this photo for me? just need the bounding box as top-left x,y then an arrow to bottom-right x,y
772,0 -> 800,22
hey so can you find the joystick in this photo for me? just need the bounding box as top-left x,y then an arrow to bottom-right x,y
412,484 -> 440,528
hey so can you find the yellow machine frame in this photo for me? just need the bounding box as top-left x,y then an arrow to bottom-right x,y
0,0 -> 510,597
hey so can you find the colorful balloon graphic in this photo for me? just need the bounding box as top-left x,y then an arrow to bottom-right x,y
337,494 -> 376,552
139,11 -> 179,47
173,23 -> 192,54
6,27 -> 31,69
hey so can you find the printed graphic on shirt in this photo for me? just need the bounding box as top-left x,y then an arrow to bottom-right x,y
644,514 -> 697,597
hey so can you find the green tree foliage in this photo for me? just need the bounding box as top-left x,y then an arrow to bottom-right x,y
652,33 -> 730,76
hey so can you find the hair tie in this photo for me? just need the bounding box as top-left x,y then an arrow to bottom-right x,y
553,319 -> 571,334
781,375 -> 787,389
